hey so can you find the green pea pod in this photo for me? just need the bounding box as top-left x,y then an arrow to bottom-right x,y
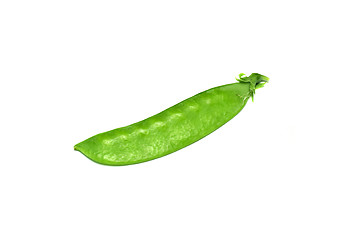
75,73 -> 269,166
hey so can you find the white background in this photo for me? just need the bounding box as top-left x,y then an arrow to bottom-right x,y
1,0 -> 336,239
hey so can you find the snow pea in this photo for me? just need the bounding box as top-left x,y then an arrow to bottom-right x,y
74,73 -> 268,166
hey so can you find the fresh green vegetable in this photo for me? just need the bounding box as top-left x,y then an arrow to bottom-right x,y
74,73 -> 269,166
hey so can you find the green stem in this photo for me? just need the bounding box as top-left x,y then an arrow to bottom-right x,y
236,73 -> 269,101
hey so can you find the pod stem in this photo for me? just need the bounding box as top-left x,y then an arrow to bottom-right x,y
236,73 -> 269,101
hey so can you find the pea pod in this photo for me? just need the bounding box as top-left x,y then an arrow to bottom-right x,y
74,73 -> 269,166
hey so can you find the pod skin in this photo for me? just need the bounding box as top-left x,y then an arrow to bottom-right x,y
75,73 -> 268,166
